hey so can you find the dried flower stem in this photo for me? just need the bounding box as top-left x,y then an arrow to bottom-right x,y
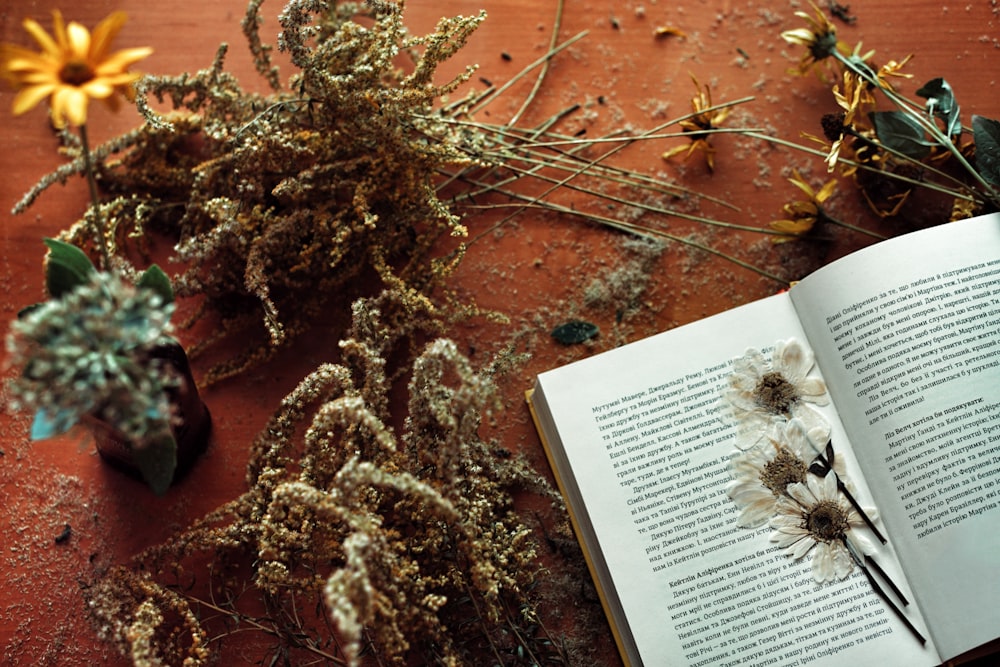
744,130 -> 980,204
844,538 -> 926,645
77,124 -> 112,270
808,443 -> 886,544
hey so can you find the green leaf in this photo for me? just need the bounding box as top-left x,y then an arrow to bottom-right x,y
916,77 -> 961,137
869,111 -> 932,159
137,264 -> 175,305
551,320 -> 599,345
972,115 -> 1000,187
132,433 -> 178,496
43,238 -> 96,298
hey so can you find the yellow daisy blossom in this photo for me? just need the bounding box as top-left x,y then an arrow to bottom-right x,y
780,2 -> 843,76
661,74 -> 731,172
813,70 -> 870,171
0,10 -> 152,128
770,171 -> 837,241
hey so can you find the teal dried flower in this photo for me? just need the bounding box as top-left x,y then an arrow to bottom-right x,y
6,267 -> 177,447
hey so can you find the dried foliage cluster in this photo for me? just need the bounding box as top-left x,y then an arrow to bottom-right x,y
763,2 -> 1000,241
86,289 -> 562,666
19,0 -> 494,383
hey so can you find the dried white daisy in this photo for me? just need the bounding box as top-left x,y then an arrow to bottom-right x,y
720,338 -> 830,450
726,419 -> 840,527
769,472 -> 875,583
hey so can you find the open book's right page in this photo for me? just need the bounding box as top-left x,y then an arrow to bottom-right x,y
790,212 -> 1000,660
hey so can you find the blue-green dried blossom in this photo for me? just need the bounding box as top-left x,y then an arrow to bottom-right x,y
5,270 -> 178,447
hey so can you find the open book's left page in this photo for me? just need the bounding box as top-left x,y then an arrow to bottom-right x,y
534,294 -> 935,667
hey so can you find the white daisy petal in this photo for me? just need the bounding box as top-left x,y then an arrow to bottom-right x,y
788,535 -> 815,559
775,339 -> 812,383
786,481 -> 815,507
737,501 -> 776,527
831,542 -> 853,579
797,377 -> 829,402
812,543 -> 834,582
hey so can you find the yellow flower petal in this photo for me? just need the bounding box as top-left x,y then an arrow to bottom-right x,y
788,176 -> 817,200
95,47 -> 154,75
51,85 -> 90,127
11,82 -> 56,115
51,10 -> 68,51
815,178 -> 838,203
82,80 -> 114,98
21,18 -> 60,57
90,11 -> 128,59
65,22 -> 92,59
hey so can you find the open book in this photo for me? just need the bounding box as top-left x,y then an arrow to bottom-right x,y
529,212 -> 1000,667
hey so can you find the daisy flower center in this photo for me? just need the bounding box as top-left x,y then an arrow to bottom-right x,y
59,59 -> 96,86
753,371 -> 799,414
759,447 -> 808,497
809,30 -> 839,61
805,500 -> 849,542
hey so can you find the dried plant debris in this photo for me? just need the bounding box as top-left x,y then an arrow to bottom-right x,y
85,288 -> 565,666
20,1 -> 492,382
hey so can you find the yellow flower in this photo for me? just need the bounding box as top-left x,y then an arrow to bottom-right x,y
661,75 -> 731,172
0,10 -> 152,128
812,70 -> 870,171
781,2 -> 843,76
770,171 -> 837,241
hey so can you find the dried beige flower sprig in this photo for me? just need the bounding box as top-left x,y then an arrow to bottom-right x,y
86,288 -> 557,666
11,1 -> 490,384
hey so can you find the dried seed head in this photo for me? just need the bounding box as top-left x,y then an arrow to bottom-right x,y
805,499 -> 849,542
753,371 -> 799,415
759,447 -> 808,497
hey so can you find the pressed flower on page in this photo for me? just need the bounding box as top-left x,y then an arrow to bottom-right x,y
719,338 -> 831,450
726,418 -> 842,528
769,473 -> 876,584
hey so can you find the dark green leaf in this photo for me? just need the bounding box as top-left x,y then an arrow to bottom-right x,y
137,264 -> 175,305
43,238 -> 95,298
972,115 -> 1000,187
132,433 -> 177,496
869,111 -> 932,159
551,320 -> 599,345
916,77 -> 961,137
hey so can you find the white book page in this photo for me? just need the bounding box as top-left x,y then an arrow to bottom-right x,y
535,294 -> 936,667
790,212 -> 1000,660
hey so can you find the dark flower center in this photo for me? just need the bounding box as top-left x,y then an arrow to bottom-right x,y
759,447 -> 808,497
806,500 -> 848,542
808,30 -> 839,61
60,60 -> 95,86
821,112 -> 846,141
754,371 -> 799,415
